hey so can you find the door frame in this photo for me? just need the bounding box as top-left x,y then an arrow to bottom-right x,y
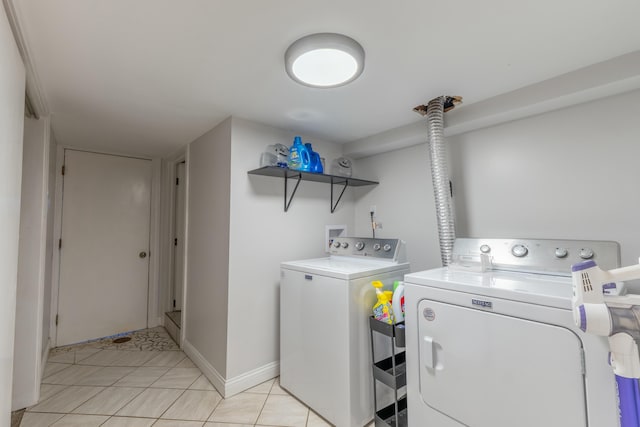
50,146 -> 162,347
171,160 -> 186,312
161,149 -> 188,347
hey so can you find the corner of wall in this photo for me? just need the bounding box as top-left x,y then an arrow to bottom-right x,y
182,338 -> 226,396
183,117 -> 232,380
183,336 -> 279,399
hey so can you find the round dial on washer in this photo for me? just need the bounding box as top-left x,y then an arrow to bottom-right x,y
579,248 -> 594,259
355,241 -> 365,251
511,244 -> 528,257
373,243 -> 381,251
555,247 -> 568,258
341,242 -> 349,249
333,241 -> 341,248
480,244 -> 491,254
383,244 -> 392,252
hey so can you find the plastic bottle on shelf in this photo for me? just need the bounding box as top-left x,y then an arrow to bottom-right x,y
305,143 -> 324,174
372,280 -> 394,324
384,290 -> 394,303
392,281 -> 405,323
288,136 -> 311,171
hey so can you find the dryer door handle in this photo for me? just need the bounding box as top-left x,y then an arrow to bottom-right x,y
422,335 -> 436,369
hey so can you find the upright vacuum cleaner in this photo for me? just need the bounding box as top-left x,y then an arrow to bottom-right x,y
572,259 -> 640,427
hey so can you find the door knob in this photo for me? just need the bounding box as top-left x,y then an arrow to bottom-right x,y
139,251 -> 147,258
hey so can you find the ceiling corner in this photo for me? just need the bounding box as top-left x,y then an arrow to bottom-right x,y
3,0 -> 49,117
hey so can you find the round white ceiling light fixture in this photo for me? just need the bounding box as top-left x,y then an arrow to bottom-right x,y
285,33 -> 365,88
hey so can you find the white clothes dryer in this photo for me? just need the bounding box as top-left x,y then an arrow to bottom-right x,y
404,238 -> 620,427
281,237 -> 410,427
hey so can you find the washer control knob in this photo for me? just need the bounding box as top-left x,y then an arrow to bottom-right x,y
580,248 -> 595,259
480,244 -> 491,254
383,244 -> 392,252
512,244 -> 528,258
373,243 -> 381,251
555,247 -> 568,258
341,242 -> 349,249
333,241 -> 341,248
355,241 -> 365,251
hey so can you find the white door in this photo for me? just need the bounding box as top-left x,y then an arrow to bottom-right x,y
417,299 -> 587,427
173,161 -> 186,311
57,150 -> 152,346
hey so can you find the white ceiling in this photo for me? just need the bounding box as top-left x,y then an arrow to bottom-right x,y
13,0 -> 640,157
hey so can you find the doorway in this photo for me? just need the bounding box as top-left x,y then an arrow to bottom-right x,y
165,160 -> 186,344
173,161 -> 186,313
56,149 -> 152,346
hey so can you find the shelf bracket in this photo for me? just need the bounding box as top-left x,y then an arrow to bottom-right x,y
284,172 -> 302,212
330,178 -> 349,213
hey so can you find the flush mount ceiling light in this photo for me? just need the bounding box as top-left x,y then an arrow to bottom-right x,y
285,33 -> 365,88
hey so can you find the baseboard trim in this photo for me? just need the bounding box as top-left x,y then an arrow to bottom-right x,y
182,339 -> 279,398
10,338 -> 50,411
225,360 -> 280,398
40,338 -> 50,377
182,339 -> 226,396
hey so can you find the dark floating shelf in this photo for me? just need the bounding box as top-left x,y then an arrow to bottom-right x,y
248,166 -> 378,212
248,166 -> 378,186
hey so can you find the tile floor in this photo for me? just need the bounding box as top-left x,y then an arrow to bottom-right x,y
21,328 -> 340,427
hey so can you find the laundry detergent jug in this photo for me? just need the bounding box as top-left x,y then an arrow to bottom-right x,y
305,143 -> 324,174
288,136 -> 311,171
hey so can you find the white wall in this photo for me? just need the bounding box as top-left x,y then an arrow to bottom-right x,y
354,89 -> 640,272
448,89 -> 640,266
181,116 -> 355,395
226,118 -> 354,383
0,5 -> 25,424
42,126 -> 56,358
184,118 -> 232,377
12,117 -> 53,410
344,52 -> 640,159
353,143 -> 442,272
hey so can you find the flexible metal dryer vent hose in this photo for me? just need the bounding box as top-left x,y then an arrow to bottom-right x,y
414,96 -> 462,266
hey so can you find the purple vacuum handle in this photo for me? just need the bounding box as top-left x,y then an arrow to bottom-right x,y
616,375 -> 640,427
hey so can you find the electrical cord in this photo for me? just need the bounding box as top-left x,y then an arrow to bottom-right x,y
370,211 -> 375,238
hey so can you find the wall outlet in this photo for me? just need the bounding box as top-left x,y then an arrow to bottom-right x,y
374,222 -> 383,229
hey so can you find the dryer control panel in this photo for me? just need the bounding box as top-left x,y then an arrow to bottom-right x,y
329,237 -> 406,262
452,238 -> 620,276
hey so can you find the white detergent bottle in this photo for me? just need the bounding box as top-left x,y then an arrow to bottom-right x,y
392,281 -> 405,323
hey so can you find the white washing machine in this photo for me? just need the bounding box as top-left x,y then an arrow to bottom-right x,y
281,237 -> 410,427
404,238 -> 621,427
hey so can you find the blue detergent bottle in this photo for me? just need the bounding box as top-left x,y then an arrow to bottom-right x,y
288,136 -> 311,171
305,143 -> 324,174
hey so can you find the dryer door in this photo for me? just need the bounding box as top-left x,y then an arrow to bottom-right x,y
417,300 -> 587,427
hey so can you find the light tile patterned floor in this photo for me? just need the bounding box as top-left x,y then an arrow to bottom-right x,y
21,328 -> 338,427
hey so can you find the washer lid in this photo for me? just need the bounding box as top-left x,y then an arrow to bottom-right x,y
282,257 -> 409,280
404,267 -> 573,309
